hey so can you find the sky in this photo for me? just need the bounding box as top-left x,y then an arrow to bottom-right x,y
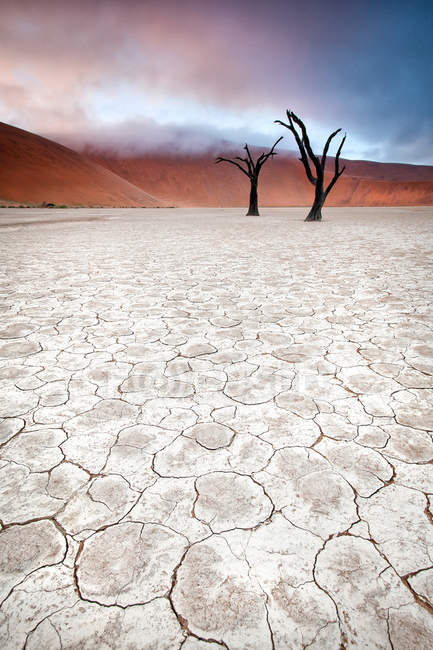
1,0 -> 432,163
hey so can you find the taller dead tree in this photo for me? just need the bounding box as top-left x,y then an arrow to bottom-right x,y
215,137 -> 283,216
275,110 -> 346,221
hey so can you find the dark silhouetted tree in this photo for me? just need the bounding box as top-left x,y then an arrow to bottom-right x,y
275,110 -> 346,222
215,137 -> 283,216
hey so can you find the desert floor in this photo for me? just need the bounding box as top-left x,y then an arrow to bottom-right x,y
0,206 -> 432,649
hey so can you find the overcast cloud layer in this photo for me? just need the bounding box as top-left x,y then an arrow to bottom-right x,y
1,0 -> 432,163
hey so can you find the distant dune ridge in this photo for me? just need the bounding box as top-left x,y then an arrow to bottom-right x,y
1,122 -> 433,207
90,151 -> 433,208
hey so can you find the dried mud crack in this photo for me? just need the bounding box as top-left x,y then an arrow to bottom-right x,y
0,206 -> 432,648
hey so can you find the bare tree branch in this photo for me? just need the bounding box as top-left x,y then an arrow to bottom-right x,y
243,144 -> 255,176
267,135 -> 284,157
275,114 -> 316,185
289,111 -> 322,180
321,128 -> 342,171
325,165 -> 346,197
325,133 -> 347,196
335,132 -> 346,163
235,155 -> 253,176
215,157 -> 250,177
256,136 -> 283,169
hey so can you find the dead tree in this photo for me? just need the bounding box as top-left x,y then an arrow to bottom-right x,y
275,110 -> 346,221
215,137 -> 283,216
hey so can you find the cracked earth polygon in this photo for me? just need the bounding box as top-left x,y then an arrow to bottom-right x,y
0,207 -> 432,648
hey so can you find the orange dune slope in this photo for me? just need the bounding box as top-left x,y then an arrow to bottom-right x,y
0,123 -> 162,207
1,121 -> 432,208
90,150 -> 433,208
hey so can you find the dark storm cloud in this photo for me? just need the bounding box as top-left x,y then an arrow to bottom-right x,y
1,0 -> 432,162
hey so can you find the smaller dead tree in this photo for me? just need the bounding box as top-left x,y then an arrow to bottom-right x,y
216,137 -> 283,216
275,110 -> 346,221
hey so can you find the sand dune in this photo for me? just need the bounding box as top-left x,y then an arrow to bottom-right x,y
1,121 -> 432,208
91,151 -> 433,207
0,123 -> 162,207
334,158 -> 433,182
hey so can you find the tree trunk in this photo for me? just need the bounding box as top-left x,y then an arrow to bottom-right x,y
246,181 -> 259,216
305,190 -> 324,221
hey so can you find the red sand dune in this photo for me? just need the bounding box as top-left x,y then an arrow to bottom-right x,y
0,123 -> 162,207
335,159 -> 433,182
1,121 -> 432,208
90,151 -> 433,208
